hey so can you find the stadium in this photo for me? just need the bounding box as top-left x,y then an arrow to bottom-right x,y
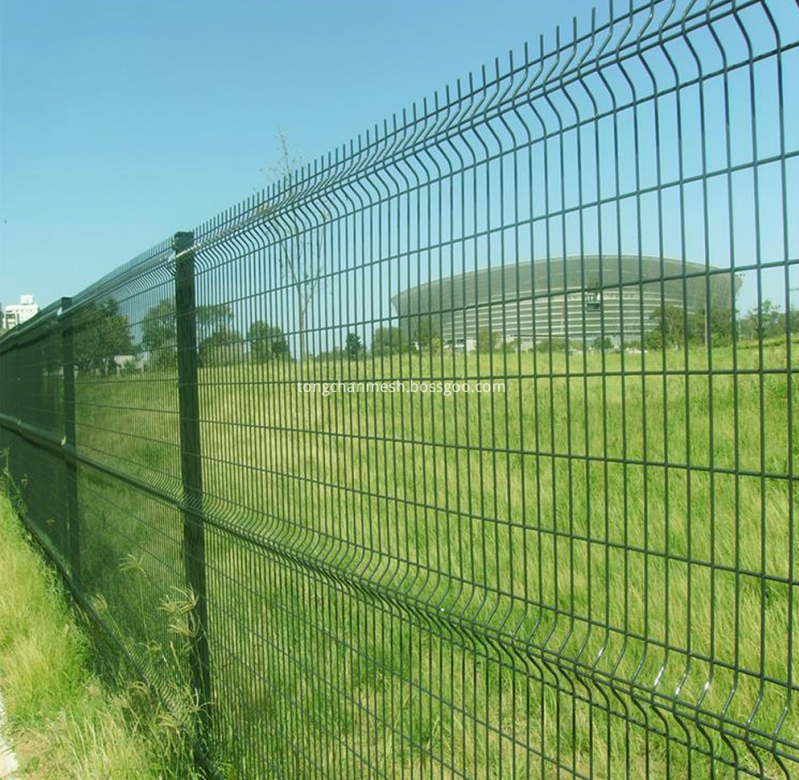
392,255 -> 740,349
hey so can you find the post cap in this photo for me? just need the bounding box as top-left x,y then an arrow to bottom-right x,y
172,231 -> 194,252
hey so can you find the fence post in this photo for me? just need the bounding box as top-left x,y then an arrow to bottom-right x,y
60,296 -> 81,587
173,230 -> 212,738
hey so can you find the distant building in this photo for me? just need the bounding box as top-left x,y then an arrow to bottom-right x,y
3,295 -> 40,329
393,256 -> 740,350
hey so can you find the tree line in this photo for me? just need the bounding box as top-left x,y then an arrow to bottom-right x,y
64,297 -> 798,377
140,299 -> 290,368
644,301 -> 799,350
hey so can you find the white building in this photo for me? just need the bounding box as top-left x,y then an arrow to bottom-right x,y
3,295 -> 40,329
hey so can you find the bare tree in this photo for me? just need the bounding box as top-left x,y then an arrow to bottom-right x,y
263,131 -> 328,362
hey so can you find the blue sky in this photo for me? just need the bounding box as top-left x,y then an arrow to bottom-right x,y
1,0 -> 596,308
2,0 -> 797,319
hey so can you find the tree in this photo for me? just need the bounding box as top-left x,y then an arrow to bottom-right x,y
646,306 -> 687,350
263,132 -> 329,362
73,299 -> 134,377
477,327 -> 499,354
345,332 -> 362,360
197,304 -> 233,340
141,298 -> 177,369
410,315 -> 438,349
739,299 -> 785,342
248,321 -> 290,363
199,326 -> 244,367
536,337 -> 571,353
372,327 -> 405,356
592,336 -> 614,351
790,306 -> 799,335
687,307 -> 734,347
196,303 -> 237,367
647,304 -> 739,349
140,300 -> 233,369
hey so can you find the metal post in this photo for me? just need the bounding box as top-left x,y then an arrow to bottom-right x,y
60,297 -> 81,586
173,230 -> 212,735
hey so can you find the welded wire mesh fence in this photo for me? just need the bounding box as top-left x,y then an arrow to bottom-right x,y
1,0 -> 798,777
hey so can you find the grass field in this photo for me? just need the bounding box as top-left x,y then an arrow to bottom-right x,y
25,338 -> 798,778
0,490 -> 204,780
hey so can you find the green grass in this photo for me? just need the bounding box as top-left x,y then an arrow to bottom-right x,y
0,490 -> 202,780
20,339 -> 798,779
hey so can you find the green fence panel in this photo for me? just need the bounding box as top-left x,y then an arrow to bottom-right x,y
1,1 -> 797,777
